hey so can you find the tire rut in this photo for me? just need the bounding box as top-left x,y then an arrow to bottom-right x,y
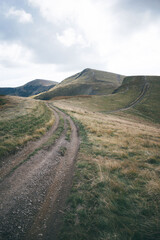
0,107 -> 59,182
0,105 -> 79,240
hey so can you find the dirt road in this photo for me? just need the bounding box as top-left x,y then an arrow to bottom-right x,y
0,104 -> 79,240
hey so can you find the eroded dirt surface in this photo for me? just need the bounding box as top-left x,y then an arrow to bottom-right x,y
0,104 -> 79,240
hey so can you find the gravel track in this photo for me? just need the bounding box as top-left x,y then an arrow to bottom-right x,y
0,104 -> 79,240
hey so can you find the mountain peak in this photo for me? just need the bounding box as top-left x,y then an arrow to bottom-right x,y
35,68 -> 125,100
23,79 -> 57,87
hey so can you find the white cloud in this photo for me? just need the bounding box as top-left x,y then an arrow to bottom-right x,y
6,7 -> 33,23
56,28 -> 87,47
0,41 -> 34,67
28,0 -> 80,23
107,22 -> 160,75
0,62 -> 76,87
1,0 -> 160,88
28,0 -> 116,60
27,0 -> 113,49
27,0 -> 160,75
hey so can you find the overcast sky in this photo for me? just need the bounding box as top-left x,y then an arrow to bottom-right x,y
0,0 -> 160,87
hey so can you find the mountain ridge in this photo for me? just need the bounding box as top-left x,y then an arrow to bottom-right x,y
0,79 -> 58,97
35,68 -> 125,100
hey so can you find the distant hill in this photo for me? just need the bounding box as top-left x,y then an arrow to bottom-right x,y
35,68 -> 125,100
0,79 -> 58,97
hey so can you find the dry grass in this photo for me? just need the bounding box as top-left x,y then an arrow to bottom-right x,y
54,100 -> 160,240
0,96 -> 55,161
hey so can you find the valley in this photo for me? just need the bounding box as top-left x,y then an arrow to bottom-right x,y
0,70 -> 160,240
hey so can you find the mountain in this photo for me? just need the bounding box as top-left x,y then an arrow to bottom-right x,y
0,79 -> 58,97
35,68 -> 125,100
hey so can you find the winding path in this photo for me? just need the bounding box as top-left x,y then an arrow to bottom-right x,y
0,104 -> 79,240
106,76 -> 149,114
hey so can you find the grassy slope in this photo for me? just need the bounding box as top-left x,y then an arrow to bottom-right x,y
53,101 -> 160,240
35,68 -> 124,100
52,76 -> 160,123
0,96 -> 54,162
123,76 -> 160,123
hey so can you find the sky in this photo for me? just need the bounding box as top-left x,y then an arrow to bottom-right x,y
0,0 -> 160,87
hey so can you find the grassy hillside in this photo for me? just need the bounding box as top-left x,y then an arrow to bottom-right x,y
35,68 -> 124,100
123,76 -> 160,123
51,101 -> 160,240
52,76 -> 160,123
0,96 -> 55,162
0,79 -> 57,97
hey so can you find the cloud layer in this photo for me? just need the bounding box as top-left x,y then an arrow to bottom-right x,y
0,0 -> 160,87
6,7 -> 33,23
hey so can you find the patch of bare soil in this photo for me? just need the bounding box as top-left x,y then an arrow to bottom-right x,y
0,105 -> 79,240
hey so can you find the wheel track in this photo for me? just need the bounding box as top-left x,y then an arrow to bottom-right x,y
27,108 -> 79,240
0,104 -> 79,240
0,106 -> 59,182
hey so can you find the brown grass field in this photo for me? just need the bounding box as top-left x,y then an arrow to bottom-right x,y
53,99 -> 160,240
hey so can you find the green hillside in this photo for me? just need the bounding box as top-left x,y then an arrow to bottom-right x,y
111,75 -> 160,123
35,68 -> 124,100
52,76 -> 160,123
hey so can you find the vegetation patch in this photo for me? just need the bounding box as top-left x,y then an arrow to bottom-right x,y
42,116 -> 64,149
65,119 -> 72,141
59,146 -> 67,156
